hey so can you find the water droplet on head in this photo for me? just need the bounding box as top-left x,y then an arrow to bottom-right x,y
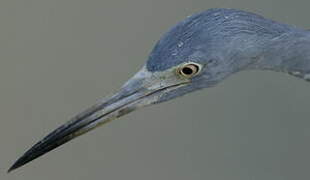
171,49 -> 178,56
177,42 -> 184,48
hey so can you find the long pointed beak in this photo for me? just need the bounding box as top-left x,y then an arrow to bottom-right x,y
8,68 -> 188,172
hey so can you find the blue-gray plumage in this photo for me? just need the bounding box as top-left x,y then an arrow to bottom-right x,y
8,8 -> 310,172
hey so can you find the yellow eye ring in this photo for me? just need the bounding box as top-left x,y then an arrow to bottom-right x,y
177,62 -> 202,78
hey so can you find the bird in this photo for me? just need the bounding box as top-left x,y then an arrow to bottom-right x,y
8,8 -> 310,172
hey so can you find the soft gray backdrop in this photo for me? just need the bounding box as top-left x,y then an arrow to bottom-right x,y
1,0 -> 310,179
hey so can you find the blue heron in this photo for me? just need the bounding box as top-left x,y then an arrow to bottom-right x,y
8,8 -> 310,172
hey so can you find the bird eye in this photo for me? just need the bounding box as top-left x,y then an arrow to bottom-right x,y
177,62 -> 201,78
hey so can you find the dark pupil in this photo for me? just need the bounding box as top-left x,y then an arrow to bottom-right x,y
182,67 -> 193,75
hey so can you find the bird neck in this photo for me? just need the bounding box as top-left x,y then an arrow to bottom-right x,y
249,31 -> 310,81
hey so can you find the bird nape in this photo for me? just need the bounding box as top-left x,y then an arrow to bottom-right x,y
8,8 -> 310,172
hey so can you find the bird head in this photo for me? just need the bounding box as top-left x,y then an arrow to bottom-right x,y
9,8 -> 297,172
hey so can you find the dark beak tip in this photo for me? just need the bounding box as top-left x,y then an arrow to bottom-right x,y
7,164 -> 17,173
7,168 -> 13,174
7,156 -> 27,173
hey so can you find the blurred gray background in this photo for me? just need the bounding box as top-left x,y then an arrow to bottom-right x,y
1,0 -> 310,179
